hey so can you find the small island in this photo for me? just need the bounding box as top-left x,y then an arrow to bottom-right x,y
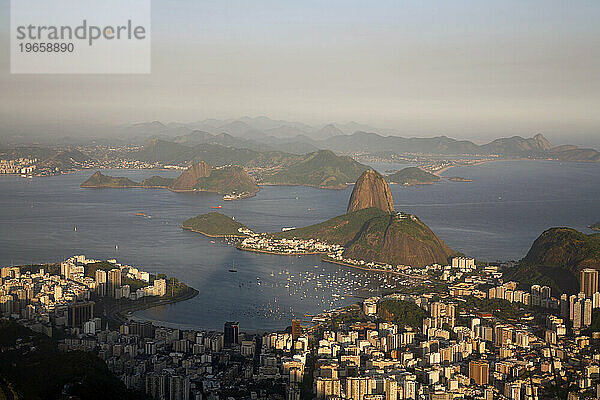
181,212 -> 253,237
386,167 -> 440,186
81,172 -> 145,188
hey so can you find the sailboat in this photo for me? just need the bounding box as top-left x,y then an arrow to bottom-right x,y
228,259 -> 237,273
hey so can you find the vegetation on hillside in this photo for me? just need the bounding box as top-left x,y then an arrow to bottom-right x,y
273,207 -> 387,244
262,150 -> 368,189
377,299 -> 428,328
458,297 -> 523,322
81,165 -> 258,196
503,264 -> 579,295
140,175 -> 176,188
80,171 -> 139,188
182,212 -> 251,237
506,227 -> 600,294
386,167 -> 440,185
275,208 -> 455,267
193,166 -> 259,195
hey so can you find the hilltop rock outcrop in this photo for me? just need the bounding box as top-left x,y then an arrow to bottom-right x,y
170,161 -> 212,191
347,169 -> 395,214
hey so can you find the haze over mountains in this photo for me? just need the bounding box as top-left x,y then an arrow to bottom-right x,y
121,117 -> 600,163
2,116 -> 599,161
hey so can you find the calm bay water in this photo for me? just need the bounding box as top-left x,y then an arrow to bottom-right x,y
0,160 -> 599,330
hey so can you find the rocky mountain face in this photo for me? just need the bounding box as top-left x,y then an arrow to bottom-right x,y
170,161 -> 212,191
347,169 -> 395,213
194,166 -> 259,195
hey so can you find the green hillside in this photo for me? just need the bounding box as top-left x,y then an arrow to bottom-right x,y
80,171 -> 139,188
140,175 -> 176,188
263,150 -> 369,189
386,167 -> 440,185
378,299 -> 429,328
274,207 -> 455,267
182,212 -> 251,237
505,227 -> 600,294
81,166 -> 257,196
273,207 -> 385,244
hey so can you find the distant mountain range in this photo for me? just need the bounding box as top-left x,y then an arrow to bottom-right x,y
123,116 -> 600,162
2,115 -> 599,162
134,143 -> 370,189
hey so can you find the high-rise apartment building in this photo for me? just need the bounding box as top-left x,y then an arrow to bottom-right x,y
224,321 -> 239,347
469,360 -> 490,385
580,268 -> 599,298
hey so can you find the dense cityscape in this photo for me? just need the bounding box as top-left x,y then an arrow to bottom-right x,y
2,250 -> 600,399
3,2 -> 600,399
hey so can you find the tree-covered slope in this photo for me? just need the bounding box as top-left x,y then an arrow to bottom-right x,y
386,167 -> 440,185
80,171 -> 140,188
505,227 -> 600,294
262,150 -> 369,189
275,207 -> 455,267
182,212 -> 250,237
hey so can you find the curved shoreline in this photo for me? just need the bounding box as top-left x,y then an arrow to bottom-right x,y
181,225 -> 247,239
321,256 -> 425,280
236,245 -> 326,257
105,287 -> 199,328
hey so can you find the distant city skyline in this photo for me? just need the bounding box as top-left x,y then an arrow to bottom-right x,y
1,1 -> 599,146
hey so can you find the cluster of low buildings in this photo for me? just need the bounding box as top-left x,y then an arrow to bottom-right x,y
0,157 -> 37,175
240,236 -> 344,256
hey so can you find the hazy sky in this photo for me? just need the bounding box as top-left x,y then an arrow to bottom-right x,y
1,0 -> 599,144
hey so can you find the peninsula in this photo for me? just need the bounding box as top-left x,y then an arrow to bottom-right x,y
183,169 -> 456,268
181,212 -> 253,237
